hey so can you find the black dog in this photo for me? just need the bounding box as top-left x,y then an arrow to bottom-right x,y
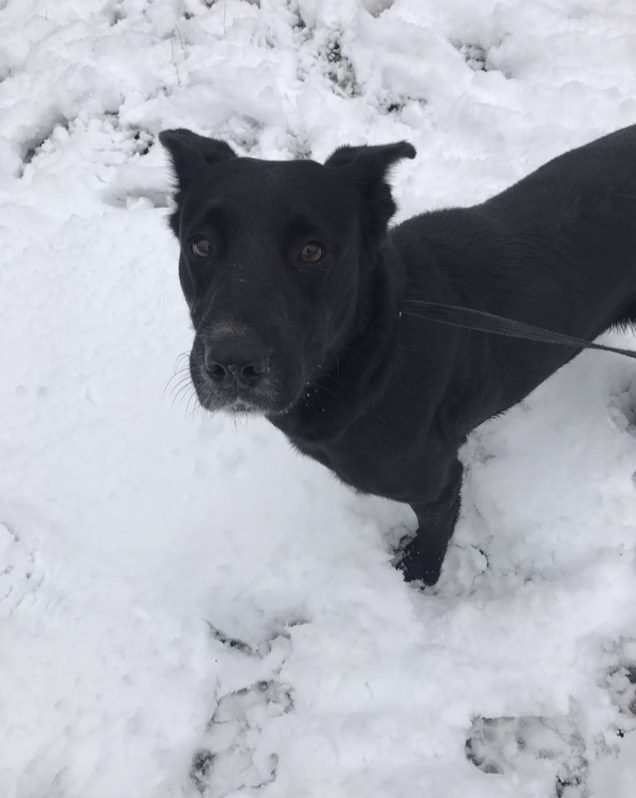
160,125 -> 636,585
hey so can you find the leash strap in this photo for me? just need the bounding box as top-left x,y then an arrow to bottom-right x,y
401,299 -> 636,360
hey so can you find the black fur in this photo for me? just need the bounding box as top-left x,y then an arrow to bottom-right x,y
161,125 -> 636,585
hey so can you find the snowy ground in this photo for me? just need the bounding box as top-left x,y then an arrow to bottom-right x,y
1,0 -> 636,796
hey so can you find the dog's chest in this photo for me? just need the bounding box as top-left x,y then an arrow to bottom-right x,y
286,418 -> 427,502
293,436 -> 392,495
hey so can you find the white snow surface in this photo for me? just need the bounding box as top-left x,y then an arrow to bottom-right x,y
1,1 -> 636,796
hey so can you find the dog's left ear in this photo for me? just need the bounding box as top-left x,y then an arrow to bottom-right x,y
325,142 -> 416,240
159,128 -> 236,192
160,129 -> 237,237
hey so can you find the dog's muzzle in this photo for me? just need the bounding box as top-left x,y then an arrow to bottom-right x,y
189,330 -> 291,414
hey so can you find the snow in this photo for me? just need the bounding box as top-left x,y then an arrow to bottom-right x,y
1,0 -> 635,796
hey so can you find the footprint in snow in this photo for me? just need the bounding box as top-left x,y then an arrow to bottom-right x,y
190,680 -> 294,796
465,714 -> 588,797
466,659 -> 636,798
608,372 -> 636,435
606,661 -> 636,726
0,521 -> 42,615
189,621 -> 303,796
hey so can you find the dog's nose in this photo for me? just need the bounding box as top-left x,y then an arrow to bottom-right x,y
203,339 -> 270,389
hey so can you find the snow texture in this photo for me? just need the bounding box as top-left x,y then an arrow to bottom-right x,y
1,1 -> 636,796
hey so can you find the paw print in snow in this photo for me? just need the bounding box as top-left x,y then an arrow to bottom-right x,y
0,522 -> 41,615
465,714 -> 588,797
608,372 -> 636,434
190,680 -> 293,796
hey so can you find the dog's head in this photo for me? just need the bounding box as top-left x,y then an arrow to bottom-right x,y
160,128 -> 415,415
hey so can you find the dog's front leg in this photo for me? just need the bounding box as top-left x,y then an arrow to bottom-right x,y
398,460 -> 463,586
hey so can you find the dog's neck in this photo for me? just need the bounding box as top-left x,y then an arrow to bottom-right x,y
269,240 -> 406,444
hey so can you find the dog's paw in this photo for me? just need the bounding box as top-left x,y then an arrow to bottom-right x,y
394,534 -> 443,586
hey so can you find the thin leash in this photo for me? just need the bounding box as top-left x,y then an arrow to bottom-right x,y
400,299 -> 636,361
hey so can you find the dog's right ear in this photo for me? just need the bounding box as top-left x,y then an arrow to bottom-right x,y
324,141 -> 416,244
159,128 -> 236,192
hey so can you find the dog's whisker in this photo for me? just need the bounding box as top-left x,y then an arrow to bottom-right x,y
173,381 -> 194,412
171,350 -> 190,371
171,378 -> 193,398
165,372 -> 191,399
168,373 -> 194,399
163,361 -> 192,398
186,390 -> 200,419
171,382 -> 196,410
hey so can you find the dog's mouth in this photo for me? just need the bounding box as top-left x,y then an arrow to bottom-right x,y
190,356 -> 297,416
224,397 -> 266,414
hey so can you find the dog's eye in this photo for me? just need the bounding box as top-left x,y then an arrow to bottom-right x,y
298,241 -> 326,264
190,236 -> 213,258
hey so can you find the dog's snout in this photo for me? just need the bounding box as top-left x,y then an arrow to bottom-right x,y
203,338 -> 271,389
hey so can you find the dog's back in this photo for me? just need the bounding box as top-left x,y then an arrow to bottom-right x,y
486,123 -> 636,313
393,125 -> 636,425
